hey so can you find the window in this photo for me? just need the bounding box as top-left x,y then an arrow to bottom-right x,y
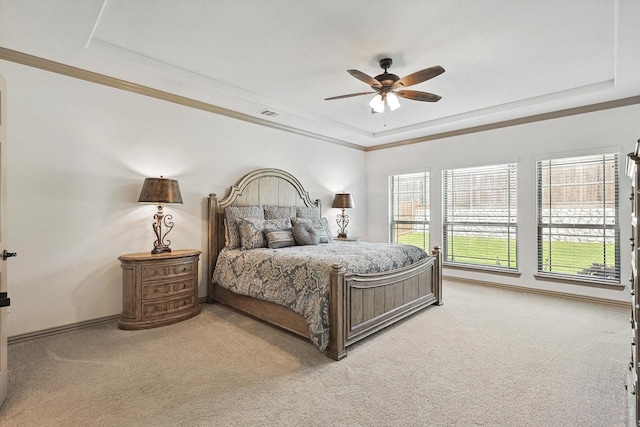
537,153 -> 620,283
389,172 -> 429,250
443,163 -> 518,270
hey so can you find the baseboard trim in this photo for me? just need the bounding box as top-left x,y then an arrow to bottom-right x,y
7,284 -> 626,346
444,275 -> 630,308
8,314 -> 120,345
8,297 -> 210,345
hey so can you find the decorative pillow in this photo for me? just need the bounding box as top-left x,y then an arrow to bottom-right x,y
263,205 -> 297,220
292,217 -> 333,243
296,206 -> 321,219
238,218 -> 292,250
224,206 -> 264,249
264,227 -> 296,249
292,222 -> 320,246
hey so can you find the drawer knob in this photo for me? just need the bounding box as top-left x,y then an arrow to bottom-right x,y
154,288 -> 159,293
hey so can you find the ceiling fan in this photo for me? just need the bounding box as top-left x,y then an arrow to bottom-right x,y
324,58 -> 444,113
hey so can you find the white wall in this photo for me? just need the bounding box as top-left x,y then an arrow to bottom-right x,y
0,62 -> 366,337
366,105 -> 640,302
1,58 -> 636,338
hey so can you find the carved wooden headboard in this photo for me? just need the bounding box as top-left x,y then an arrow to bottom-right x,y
207,168 -> 321,293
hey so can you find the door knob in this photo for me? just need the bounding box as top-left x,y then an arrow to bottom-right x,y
2,250 -> 16,261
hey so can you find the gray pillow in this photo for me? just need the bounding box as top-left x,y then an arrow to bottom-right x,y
292,217 -> 333,243
296,206 -> 321,219
224,206 -> 264,249
292,222 -> 319,246
238,218 -> 292,250
264,228 -> 296,249
263,205 -> 297,220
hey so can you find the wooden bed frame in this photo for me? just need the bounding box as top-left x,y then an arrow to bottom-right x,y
207,168 -> 442,360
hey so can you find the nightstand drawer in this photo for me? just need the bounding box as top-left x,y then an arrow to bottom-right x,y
141,261 -> 194,281
170,262 -> 194,275
141,265 -> 168,280
142,280 -> 193,299
142,294 -> 195,317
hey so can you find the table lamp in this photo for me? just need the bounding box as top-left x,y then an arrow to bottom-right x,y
138,176 -> 183,254
332,193 -> 354,239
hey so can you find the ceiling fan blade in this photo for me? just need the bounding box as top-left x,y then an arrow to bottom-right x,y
347,70 -> 382,88
324,91 -> 377,100
396,90 -> 442,102
394,65 -> 445,89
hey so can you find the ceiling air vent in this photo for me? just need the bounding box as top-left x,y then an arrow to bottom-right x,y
258,109 -> 280,118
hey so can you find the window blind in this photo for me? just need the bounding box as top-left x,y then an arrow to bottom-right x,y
537,153 -> 620,282
389,172 -> 429,250
442,163 -> 518,269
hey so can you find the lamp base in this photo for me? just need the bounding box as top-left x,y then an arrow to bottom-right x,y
149,204 -> 175,255
336,209 -> 350,240
151,245 -> 172,255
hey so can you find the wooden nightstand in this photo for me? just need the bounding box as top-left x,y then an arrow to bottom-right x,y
334,236 -> 362,242
118,249 -> 202,330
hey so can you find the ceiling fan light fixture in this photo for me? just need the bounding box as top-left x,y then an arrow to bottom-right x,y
369,94 -> 384,113
386,92 -> 401,111
326,58 -> 444,112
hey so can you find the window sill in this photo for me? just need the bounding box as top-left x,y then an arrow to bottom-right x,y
443,262 -> 521,277
533,273 -> 625,289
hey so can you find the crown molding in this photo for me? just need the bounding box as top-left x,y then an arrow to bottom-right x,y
0,47 -> 363,151
1,47 -> 638,153
366,95 -> 640,152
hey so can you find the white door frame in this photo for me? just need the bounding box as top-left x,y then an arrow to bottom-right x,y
0,73 -> 9,408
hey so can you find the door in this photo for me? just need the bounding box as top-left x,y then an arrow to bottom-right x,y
0,73 -> 9,408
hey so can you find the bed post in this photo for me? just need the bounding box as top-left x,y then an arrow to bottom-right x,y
326,263 -> 347,360
207,193 -> 218,303
432,246 -> 443,305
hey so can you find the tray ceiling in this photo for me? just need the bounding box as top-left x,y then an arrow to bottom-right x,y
1,0 -> 639,149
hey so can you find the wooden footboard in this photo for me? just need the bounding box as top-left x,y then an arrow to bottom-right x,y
326,247 -> 442,360
211,248 -> 442,361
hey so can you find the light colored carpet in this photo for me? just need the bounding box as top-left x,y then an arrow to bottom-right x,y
0,281 -> 629,426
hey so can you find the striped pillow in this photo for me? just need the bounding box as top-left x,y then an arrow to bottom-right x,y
264,228 -> 296,249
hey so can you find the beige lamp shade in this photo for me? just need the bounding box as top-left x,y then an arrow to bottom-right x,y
332,193 -> 354,209
138,177 -> 183,204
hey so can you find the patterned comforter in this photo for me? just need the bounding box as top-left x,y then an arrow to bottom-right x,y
212,241 -> 428,351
